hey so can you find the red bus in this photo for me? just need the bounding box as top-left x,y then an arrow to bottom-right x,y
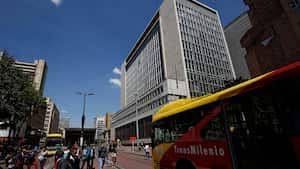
152,61 -> 300,169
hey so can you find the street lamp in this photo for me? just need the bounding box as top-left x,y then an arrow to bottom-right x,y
76,92 -> 94,149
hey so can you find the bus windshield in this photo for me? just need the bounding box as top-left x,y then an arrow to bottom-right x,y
46,138 -> 63,149
153,105 -> 213,146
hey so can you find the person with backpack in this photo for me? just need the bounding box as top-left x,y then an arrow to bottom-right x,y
90,146 -> 95,169
38,147 -> 47,169
81,144 -> 91,169
110,145 -> 117,168
98,144 -> 107,169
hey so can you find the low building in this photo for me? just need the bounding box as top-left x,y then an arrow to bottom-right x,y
64,128 -> 96,146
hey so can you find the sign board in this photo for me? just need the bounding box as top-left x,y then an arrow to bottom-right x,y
130,136 -> 137,141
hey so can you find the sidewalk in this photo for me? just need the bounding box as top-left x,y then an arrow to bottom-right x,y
117,146 -> 152,158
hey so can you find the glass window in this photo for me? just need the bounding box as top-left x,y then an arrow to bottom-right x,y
153,104 -> 218,146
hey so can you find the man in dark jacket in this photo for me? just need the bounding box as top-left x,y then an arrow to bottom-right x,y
98,144 -> 107,169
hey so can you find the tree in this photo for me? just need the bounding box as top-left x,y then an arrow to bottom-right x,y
0,51 -> 46,143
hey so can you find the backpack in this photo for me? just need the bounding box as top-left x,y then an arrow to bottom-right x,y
98,147 -> 107,158
58,159 -> 72,169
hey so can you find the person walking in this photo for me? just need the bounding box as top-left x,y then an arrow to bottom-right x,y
144,144 -> 150,159
38,147 -> 47,169
110,145 -> 117,168
81,145 -> 91,169
97,144 -> 107,169
90,146 -> 95,169
73,148 -> 80,169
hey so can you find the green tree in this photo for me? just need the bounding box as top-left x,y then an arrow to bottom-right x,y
0,51 -> 46,143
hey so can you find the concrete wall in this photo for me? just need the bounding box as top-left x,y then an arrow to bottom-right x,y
224,12 -> 251,80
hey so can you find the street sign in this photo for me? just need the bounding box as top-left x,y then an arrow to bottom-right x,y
130,136 -> 137,141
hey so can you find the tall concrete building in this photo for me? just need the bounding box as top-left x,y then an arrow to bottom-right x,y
43,97 -> 60,134
94,116 -> 105,141
105,112 -> 113,130
224,11 -> 251,80
0,50 -> 47,94
13,57 -> 48,134
14,59 -> 47,95
241,0 -> 300,77
105,112 -> 113,142
112,0 -> 234,144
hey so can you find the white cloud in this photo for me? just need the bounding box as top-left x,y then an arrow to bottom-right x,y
61,109 -> 68,114
109,78 -> 121,88
51,0 -> 63,7
113,67 -> 121,75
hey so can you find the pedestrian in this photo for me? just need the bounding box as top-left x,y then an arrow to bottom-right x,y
97,144 -> 107,169
38,147 -> 47,169
73,148 -> 80,169
14,148 -> 23,169
6,153 -> 15,169
80,144 -> 91,169
90,146 -> 95,169
110,145 -> 117,168
139,141 -> 144,151
58,153 -> 73,169
144,144 -> 150,159
55,150 -> 64,169
24,149 -> 35,169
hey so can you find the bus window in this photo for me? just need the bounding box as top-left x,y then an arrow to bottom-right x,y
224,87 -> 298,169
201,115 -> 225,141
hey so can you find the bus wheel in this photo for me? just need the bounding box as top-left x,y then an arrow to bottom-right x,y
176,159 -> 196,169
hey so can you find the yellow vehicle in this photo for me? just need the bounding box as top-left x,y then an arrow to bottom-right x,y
45,133 -> 64,156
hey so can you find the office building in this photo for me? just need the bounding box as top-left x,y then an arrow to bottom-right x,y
14,59 -> 48,134
105,112 -> 113,130
224,11 -> 251,80
14,59 -> 47,95
112,0 -> 234,144
95,116 -> 105,141
43,97 -> 60,134
241,0 -> 300,77
105,112 -> 113,142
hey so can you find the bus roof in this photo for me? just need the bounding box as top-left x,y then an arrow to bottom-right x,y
47,133 -> 63,137
153,61 -> 300,123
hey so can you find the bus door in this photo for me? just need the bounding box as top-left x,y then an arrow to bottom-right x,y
223,80 -> 299,169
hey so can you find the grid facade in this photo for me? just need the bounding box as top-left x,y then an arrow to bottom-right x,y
95,117 -> 105,140
44,97 -> 60,134
125,24 -> 164,105
176,0 -> 234,97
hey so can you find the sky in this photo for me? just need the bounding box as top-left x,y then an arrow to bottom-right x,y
0,0 -> 248,128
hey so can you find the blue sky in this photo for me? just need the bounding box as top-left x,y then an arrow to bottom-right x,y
0,0 -> 247,128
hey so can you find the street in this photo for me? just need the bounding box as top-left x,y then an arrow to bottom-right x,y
42,147 -> 153,169
111,151 -> 152,169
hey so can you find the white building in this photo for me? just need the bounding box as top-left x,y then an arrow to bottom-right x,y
94,117 -> 105,141
113,0 -> 235,144
43,97 -> 60,135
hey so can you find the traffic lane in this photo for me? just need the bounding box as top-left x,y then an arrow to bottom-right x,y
115,151 -> 152,169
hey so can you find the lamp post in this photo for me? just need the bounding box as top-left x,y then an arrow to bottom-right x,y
76,92 -> 94,149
